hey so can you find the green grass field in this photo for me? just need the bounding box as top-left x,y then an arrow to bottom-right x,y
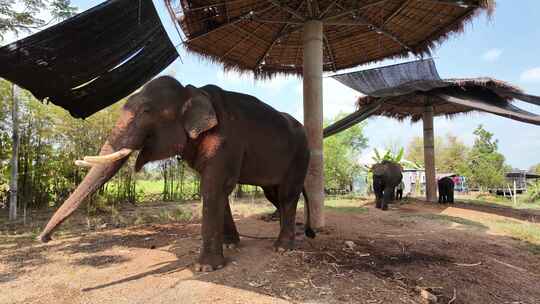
457,193 -> 540,210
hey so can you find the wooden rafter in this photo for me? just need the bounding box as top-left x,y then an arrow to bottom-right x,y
322,0 -> 389,21
383,0 -> 413,26
420,0 -> 481,7
186,4 -> 275,42
255,0 -> 306,68
323,33 -> 337,72
319,0 -> 339,18
267,0 -> 307,21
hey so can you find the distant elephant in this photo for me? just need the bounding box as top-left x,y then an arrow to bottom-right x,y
372,160 -> 403,210
38,76 -> 315,272
438,177 -> 454,203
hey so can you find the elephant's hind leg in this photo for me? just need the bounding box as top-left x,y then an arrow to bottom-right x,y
262,186 -> 280,221
273,158 -> 307,252
223,200 -> 240,249
274,186 -> 300,252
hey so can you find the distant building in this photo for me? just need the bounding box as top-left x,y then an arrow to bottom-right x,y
492,170 -> 540,195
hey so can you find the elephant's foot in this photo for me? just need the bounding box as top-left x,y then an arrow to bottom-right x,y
195,253 -> 225,272
381,205 -> 388,211
273,239 -> 295,253
375,202 -> 382,209
223,233 -> 240,249
223,240 -> 240,250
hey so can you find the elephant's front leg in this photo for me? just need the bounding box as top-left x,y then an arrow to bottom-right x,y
382,187 -> 393,211
196,190 -> 226,272
223,200 -> 240,249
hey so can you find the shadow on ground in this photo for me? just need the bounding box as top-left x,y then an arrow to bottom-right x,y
2,199 -> 540,304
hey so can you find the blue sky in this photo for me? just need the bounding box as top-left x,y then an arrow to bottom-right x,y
7,0 -> 540,169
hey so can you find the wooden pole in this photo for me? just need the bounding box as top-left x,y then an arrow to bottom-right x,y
423,103 -> 437,202
303,20 -> 324,228
513,179 -> 517,206
9,84 -> 19,221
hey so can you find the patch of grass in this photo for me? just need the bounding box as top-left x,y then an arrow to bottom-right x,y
324,198 -> 369,214
401,213 -> 487,229
490,219 -> 540,253
458,193 -> 540,211
136,180 -> 164,196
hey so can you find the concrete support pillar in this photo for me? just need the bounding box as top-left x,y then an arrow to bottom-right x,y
303,20 -> 324,228
423,103 -> 437,202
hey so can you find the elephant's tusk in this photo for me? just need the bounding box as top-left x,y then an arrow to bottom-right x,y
83,148 -> 133,164
75,160 -> 94,167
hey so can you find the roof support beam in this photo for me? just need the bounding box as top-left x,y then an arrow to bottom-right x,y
419,0 -> 481,8
256,0 -> 306,68
325,16 -> 414,52
323,33 -> 337,72
312,0 -> 321,17
383,0 -> 413,26
186,4 -> 275,42
322,0 -> 389,21
319,0 -> 339,18
252,18 -> 303,25
267,0 -> 306,21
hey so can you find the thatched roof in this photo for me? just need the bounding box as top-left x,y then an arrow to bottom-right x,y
324,77 -> 540,137
167,0 -> 494,78
356,78 -> 540,122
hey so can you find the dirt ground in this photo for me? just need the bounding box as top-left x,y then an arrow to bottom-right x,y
1,198 -> 540,304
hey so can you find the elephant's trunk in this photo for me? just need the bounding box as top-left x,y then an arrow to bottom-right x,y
38,142 -> 130,242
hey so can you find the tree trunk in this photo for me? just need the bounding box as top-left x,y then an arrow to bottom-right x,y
9,84 -> 19,221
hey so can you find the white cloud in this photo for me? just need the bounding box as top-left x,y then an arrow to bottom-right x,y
520,67 -> 540,83
482,48 -> 503,62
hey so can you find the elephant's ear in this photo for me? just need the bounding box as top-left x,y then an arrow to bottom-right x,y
182,85 -> 218,139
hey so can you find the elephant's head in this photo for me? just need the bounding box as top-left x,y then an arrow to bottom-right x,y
38,76 -> 217,242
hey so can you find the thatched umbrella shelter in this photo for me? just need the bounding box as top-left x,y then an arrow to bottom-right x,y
324,59 -> 540,202
166,0 -> 495,227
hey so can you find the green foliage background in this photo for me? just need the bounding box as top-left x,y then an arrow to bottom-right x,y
323,114 -> 368,191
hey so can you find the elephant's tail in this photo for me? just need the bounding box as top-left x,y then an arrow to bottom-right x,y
302,188 -> 316,239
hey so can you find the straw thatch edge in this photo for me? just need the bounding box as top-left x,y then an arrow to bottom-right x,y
179,0 -> 495,79
355,76 -> 525,123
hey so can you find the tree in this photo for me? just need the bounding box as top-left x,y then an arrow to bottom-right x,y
461,125 -> 507,190
437,134 -> 468,173
405,134 -> 468,172
0,0 -> 77,40
530,163 -> 540,175
324,114 -> 368,191
372,147 -> 404,164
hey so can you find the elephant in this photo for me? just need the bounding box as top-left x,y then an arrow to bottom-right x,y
38,76 -> 315,272
372,160 -> 403,210
438,176 -> 455,204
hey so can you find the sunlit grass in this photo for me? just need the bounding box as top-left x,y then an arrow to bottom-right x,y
400,213 -> 487,229
457,193 -> 540,210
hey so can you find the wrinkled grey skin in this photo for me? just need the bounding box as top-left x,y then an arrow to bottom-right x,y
438,177 -> 455,204
38,76 -> 315,272
372,161 -> 403,210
